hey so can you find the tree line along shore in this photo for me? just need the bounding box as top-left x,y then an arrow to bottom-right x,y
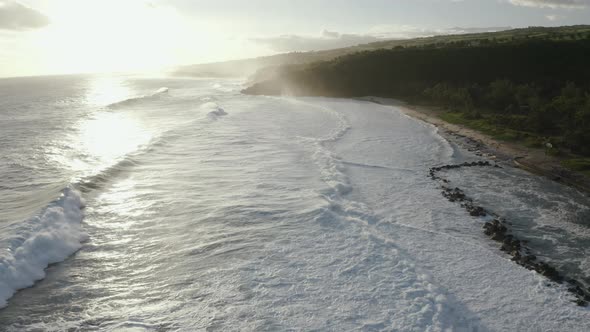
243,35 -> 590,177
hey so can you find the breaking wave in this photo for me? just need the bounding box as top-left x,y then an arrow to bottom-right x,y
0,98 -> 230,308
0,188 -> 86,308
201,102 -> 228,119
107,87 -> 169,109
0,146 -> 148,308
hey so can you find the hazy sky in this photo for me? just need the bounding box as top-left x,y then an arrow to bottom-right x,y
1,0 -> 589,77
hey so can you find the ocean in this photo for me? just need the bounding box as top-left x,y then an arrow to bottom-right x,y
1,74 -> 589,331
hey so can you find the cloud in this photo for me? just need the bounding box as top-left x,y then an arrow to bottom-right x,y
369,25 -> 511,39
507,0 -> 588,9
251,30 -> 380,52
252,26 -> 512,53
0,1 -> 49,31
546,14 -> 566,20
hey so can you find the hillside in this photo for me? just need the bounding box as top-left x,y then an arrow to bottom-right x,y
175,25 -> 590,79
243,36 -> 590,161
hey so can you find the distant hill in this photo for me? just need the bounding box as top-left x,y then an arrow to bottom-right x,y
174,25 -> 590,80
242,34 -> 590,156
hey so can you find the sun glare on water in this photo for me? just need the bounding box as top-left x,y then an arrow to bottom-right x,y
85,76 -> 132,107
78,112 -> 151,164
57,76 -> 154,177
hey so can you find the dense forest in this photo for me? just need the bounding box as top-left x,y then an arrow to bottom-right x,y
178,25 -> 590,77
243,38 -> 590,157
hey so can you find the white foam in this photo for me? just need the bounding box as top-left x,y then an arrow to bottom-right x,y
290,100 -> 457,330
107,87 -> 169,109
201,102 -> 228,119
285,99 -> 352,200
212,82 -> 241,92
200,102 -> 219,110
5,82 -> 590,330
0,188 -> 86,308
154,87 -> 169,95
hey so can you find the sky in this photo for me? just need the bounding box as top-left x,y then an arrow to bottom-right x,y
0,0 -> 589,78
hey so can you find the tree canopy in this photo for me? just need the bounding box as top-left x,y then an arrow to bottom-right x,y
243,38 -> 590,156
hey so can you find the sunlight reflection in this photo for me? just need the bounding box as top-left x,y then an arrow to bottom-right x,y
85,76 -> 132,107
97,178 -> 149,220
77,112 -> 152,166
51,76 -> 155,183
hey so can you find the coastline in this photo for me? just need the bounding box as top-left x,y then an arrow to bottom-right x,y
363,96 -> 590,194
363,96 -> 590,305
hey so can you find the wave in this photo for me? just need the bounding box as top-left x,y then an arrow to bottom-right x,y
291,99 -> 457,329
106,87 -> 170,109
76,158 -> 139,194
0,150 -> 146,308
0,94 -> 232,309
0,188 -> 86,308
212,82 -> 242,93
201,102 -> 228,119
0,131 -> 165,308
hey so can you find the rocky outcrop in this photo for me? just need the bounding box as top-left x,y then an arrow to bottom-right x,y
430,161 -> 590,306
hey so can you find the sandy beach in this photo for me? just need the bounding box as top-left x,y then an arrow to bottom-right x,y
365,97 -> 590,194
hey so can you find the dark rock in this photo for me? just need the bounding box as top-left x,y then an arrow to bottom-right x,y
484,220 -> 508,240
569,286 -> 586,297
511,252 -> 522,261
467,206 -> 486,217
536,263 -> 561,282
521,255 -> 536,263
501,241 -> 517,252
428,162 -> 590,306
442,187 -> 467,202
490,232 -> 504,241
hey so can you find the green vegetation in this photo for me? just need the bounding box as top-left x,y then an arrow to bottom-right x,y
562,158 -> 590,177
438,112 -> 544,147
243,36 -> 590,160
178,25 -> 590,78
422,79 -> 590,155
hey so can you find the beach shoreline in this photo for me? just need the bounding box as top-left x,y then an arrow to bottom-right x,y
363,96 -> 590,194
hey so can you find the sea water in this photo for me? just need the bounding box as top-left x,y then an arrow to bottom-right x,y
1,74 -> 589,331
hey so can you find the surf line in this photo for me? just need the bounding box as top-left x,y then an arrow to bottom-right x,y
429,161 -> 590,307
